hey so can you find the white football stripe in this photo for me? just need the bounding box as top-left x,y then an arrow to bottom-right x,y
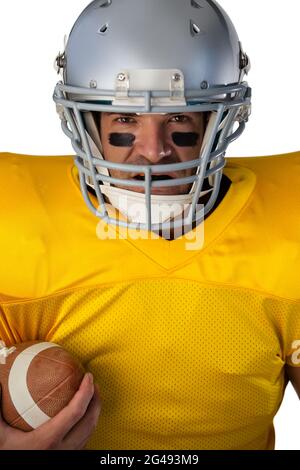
8,342 -> 60,429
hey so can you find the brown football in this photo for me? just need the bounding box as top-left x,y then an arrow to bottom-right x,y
0,340 -> 85,431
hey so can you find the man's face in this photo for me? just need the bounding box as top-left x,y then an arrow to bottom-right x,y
99,112 -> 207,195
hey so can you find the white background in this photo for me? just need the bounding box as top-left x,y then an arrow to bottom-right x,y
0,0 -> 299,449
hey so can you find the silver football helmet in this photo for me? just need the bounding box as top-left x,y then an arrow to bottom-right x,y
53,0 -> 251,232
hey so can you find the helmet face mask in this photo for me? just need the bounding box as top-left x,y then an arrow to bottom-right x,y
53,0 -> 251,233
97,110 -> 210,195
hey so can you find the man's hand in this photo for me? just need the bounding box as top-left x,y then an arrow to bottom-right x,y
0,372 -> 101,450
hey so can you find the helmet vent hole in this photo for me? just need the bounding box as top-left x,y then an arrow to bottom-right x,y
98,0 -> 112,7
190,21 -> 201,37
191,0 -> 203,8
98,24 -> 109,34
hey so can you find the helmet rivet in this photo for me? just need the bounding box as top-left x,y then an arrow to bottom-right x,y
201,81 -> 208,90
117,73 -> 126,82
172,73 -> 181,82
89,80 -> 97,88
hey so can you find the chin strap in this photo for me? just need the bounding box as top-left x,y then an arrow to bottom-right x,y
0,340 -> 16,365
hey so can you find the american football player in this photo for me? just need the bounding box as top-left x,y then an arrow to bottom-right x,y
0,0 -> 299,450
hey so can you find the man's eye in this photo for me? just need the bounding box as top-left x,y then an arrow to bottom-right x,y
114,115 -> 188,124
170,115 -> 188,123
115,117 -> 136,124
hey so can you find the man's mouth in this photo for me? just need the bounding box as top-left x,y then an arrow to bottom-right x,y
112,172 -> 191,195
133,174 -> 174,182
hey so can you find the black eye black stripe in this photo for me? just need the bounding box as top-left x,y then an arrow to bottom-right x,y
108,132 -> 200,148
109,133 -> 136,147
172,132 -> 199,147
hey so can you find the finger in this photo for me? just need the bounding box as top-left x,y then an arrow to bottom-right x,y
61,384 -> 102,450
62,388 -> 101,450
34,372 -> 95,445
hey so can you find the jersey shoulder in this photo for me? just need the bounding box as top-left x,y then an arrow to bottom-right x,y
0,152 -> 85,300
226,151 -> 300,300
0,151 -> 75,192
227,150 -> 300,192
227,151 -> 300,225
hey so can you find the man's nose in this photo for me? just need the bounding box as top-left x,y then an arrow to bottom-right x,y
136,123 -> 172,163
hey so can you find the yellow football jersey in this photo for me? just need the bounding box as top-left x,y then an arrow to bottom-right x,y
0,151 -> 299,450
